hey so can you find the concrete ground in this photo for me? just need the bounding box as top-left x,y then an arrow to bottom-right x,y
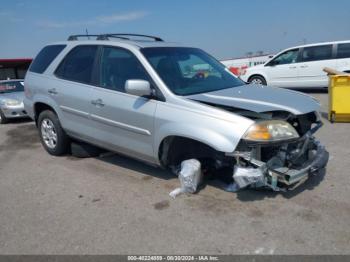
0,90 -> 349,255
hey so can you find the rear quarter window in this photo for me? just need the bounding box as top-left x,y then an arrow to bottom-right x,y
336,43 -> 350,59
29,45 -> 66,74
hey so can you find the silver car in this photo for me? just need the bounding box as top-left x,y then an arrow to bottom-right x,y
24,34 -> 329,191
0,79 -> 28,124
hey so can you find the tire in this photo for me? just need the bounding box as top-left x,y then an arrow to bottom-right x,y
38,110 -> 69,156
249,75 -> 267,85
0,109 -> 8,124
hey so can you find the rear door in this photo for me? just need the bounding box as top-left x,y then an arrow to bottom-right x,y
53,45 -> 98,140
263,48 -> 300,87
88,46 -> 157,163
298,44 -> 335,87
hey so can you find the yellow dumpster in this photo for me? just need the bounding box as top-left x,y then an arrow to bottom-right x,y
328,75 -> 350,123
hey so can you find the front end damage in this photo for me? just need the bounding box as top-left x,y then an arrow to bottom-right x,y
228,119 -> 329,192
185,84 -> 329,192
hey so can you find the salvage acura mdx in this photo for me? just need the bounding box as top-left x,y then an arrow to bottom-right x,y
24,34 -> 329,192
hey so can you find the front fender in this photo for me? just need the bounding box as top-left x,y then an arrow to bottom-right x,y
241,69 -> 268,83
155,123 -> 236,154
153,103 -> 253,160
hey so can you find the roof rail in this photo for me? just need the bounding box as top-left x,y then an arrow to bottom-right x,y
67,35 -> 101,41
104,34 -> 163,42
67,33 -> 164,42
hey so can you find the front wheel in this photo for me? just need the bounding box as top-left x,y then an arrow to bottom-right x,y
248,75 -> 267,85
0,109 -> 8,124
38,110 -> 69,156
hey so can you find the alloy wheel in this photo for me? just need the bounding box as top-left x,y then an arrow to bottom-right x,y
41,118 -> 58,149
251,78 -> 263,85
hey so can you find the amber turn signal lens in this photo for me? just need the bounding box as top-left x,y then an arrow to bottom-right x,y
245,125 -> 272,141
243,120 -> 299,142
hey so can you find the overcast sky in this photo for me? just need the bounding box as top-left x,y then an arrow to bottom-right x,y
1,0 -> 350,59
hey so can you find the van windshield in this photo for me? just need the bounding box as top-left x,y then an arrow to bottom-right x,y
141,47 -> 244,95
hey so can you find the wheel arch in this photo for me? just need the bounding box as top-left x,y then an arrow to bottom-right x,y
157,135 -> 230,168
154,122 -> 242,167
33,102 -> 57,124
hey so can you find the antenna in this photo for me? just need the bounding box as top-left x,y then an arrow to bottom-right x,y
86,29 -> 89,40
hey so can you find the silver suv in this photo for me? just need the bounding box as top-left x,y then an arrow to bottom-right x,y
24,34 -> 329,191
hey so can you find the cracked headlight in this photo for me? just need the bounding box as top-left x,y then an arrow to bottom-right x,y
3,99 -> 21,106
243,120 -> 299,142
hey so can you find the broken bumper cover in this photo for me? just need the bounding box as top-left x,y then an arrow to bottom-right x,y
230,138 -> 329,192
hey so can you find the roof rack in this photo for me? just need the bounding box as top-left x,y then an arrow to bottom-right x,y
67,35 -> 101,41
67,33 -> 164,42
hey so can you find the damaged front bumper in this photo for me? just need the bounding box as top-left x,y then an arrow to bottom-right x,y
229,123 -> 329,191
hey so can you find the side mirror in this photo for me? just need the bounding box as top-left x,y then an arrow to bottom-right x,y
125,80 -> 152,97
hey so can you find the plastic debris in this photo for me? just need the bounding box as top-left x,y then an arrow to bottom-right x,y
169,159 -> 202,198
222,182 -> 240,192
233,165 -> 265,190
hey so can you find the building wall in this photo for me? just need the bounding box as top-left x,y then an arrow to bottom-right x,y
0,59 -> 32,80
221,54 -> 273,76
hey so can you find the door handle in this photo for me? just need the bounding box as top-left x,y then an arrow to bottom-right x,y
91,99 -> 105,107
48,88 -> 58,95
289,66 -> 297,69
300,65 -> 308,68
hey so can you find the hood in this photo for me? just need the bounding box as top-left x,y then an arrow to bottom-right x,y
0,91 -> 25,102
186,84 -> 320,115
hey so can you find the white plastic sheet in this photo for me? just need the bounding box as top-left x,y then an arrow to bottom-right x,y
169,159 -> 202,198
233,165 -> 264,189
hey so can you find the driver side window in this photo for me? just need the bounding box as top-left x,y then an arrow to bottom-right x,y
268,49 -> 299,66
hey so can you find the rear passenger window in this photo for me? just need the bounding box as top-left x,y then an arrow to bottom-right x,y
336,43 -> 350,59
29,45 -> 66,74
301,45 -> 332,62
55,45 -> 98,84
99,46 -> 149,92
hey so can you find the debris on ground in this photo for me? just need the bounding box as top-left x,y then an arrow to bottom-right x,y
169,159 -> 202,198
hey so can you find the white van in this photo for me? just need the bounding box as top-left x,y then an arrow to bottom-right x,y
240,40 -> 350,88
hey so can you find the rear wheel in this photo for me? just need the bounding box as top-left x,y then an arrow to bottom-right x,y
249,75 -> 267,85
38,110 -> 69,156
0,109 -> 8,124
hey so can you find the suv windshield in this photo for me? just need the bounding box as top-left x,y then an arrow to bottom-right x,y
141,47 -> 244,95
0,81 -> 24,94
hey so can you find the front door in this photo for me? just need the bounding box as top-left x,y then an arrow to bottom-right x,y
264,48 -> 300,87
